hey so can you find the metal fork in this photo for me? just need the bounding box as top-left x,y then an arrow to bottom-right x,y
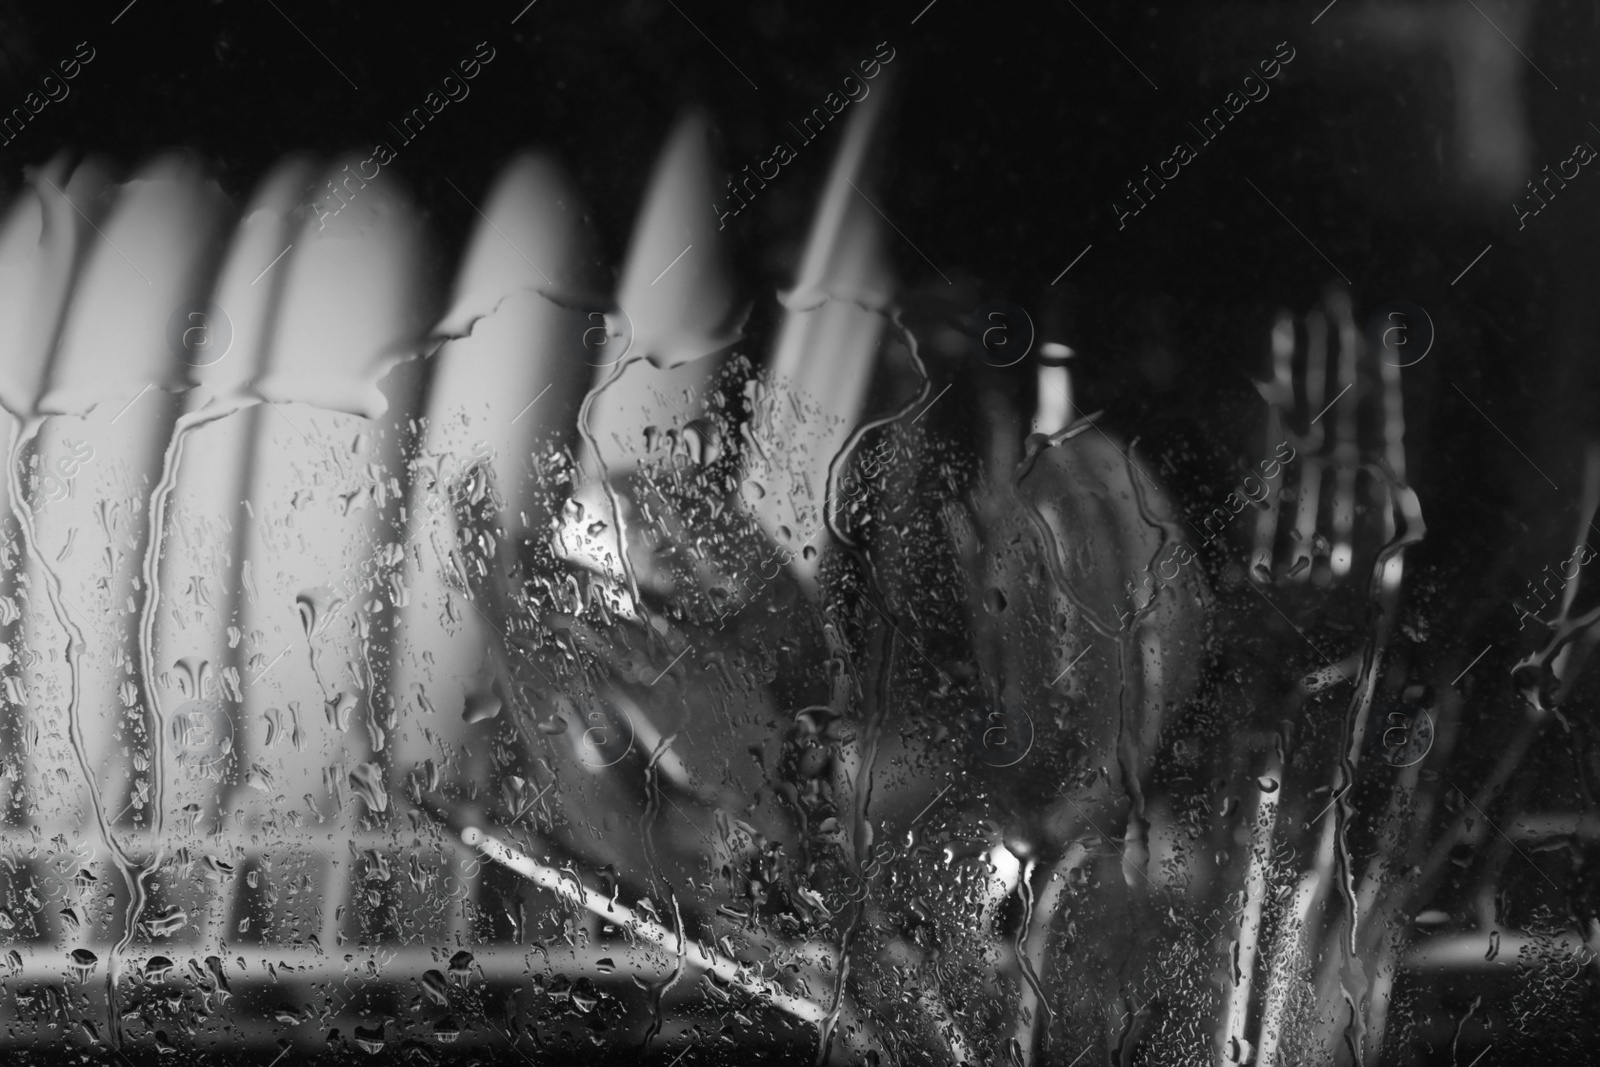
1211,285 -> 1418,1067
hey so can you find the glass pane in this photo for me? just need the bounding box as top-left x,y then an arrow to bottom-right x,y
0,6 -> 1592,1064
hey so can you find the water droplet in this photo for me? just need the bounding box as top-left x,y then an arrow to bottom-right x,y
204,955 -> 231,995
1300,665 -> 1347,694
348,762 -> 387,813
295,591 -> 321,637
170,698 -> 234,768
463,678 -> 506,724
141,904 -> 188,938
68,947 -> 98,979
326,691 -> 356,731
353,1022 -> 386,1054
570,977 -> 599,1012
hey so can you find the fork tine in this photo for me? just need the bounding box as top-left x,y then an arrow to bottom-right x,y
1301,305 -> 1329,447
1251,311 -> 1295,581
1287,309 -> 1328,581
1326,289 -> 1361,579
1377,326 -> 1407,592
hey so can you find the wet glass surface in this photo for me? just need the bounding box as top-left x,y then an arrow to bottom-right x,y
0,3 -> 1597,1065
